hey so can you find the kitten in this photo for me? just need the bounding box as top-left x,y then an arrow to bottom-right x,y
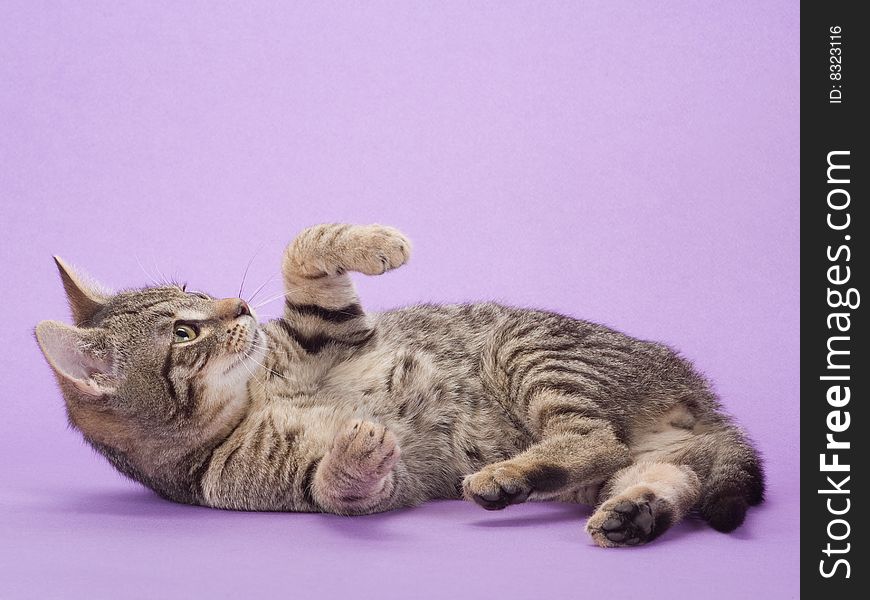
35,224 -> 763,547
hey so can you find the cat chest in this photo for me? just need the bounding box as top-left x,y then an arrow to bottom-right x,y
255,352 -> 403,407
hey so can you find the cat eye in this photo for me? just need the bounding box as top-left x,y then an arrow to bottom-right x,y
172,323 -> 199,343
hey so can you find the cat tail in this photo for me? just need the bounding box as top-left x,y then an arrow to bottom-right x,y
696,428 -> 765,533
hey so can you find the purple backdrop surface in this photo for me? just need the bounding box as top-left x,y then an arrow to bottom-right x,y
0,2 -> 799,599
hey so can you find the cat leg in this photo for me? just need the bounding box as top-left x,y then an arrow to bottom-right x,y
282,223 -> 410,309
585,461 -> 701,547
463,389 -> 632,509
201,415 -> 403,514
311,419 -> 402,515
274,224 -> 411,352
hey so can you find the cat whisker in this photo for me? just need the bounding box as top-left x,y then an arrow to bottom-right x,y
244,337 -> 287,381
247,356 -> 274,377
135,254 -> 160,286
238,244 -> 265,299
237,339 -> 283,393
251,287 -> 310,310
236,340 -> 262,377
238,352 -> 259,382
246,271 -> 280,304
152,256 -> 170,286
254,291 -> 363,319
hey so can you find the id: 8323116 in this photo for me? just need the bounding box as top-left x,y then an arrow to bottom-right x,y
829,26 -> 843,104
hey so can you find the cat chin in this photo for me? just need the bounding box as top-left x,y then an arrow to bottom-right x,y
212,331 -> 267,388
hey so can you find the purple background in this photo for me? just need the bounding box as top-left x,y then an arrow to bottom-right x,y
1,2 -> 799,599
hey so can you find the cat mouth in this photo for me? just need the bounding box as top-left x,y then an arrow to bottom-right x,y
222,328 -> 265,375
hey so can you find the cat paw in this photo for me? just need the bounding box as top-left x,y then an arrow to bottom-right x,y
463,462 -> 532,510
331,419 -> 401,480
338,225 -> 411,276
463,462 -> 569,510
289,224 -> 411,278
314,420 -> 400,511
586,497 -> 672,548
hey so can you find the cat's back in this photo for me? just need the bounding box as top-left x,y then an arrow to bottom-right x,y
375,301 -> 712,418
374,301 -> 636,360
374,302 -> 509,352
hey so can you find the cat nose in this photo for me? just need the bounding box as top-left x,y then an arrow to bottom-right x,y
215,298 -> 251,320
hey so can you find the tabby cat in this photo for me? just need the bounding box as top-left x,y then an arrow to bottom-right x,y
35,224 -> 763,547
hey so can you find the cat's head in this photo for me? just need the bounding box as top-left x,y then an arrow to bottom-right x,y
35,258 -> 264,460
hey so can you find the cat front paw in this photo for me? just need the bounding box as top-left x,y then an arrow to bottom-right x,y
337,225 -> 411,276
463,463 -> 533,510
314,420 -> 400,513
332,419 -> 400,479
288,224 -> 411,278
464,461 -> 570,510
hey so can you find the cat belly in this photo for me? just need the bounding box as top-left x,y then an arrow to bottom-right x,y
627,404 -> 698,463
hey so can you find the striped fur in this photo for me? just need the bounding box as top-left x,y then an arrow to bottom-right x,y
35,224 -> 764,546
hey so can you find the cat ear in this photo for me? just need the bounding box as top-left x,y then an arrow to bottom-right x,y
35,321 -> 116,397
53,256 -> 111,325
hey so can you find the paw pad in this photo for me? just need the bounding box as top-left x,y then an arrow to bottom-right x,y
587,497 -> 673,548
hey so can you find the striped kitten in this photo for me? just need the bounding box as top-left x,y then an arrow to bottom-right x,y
35,224 -> 763,547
